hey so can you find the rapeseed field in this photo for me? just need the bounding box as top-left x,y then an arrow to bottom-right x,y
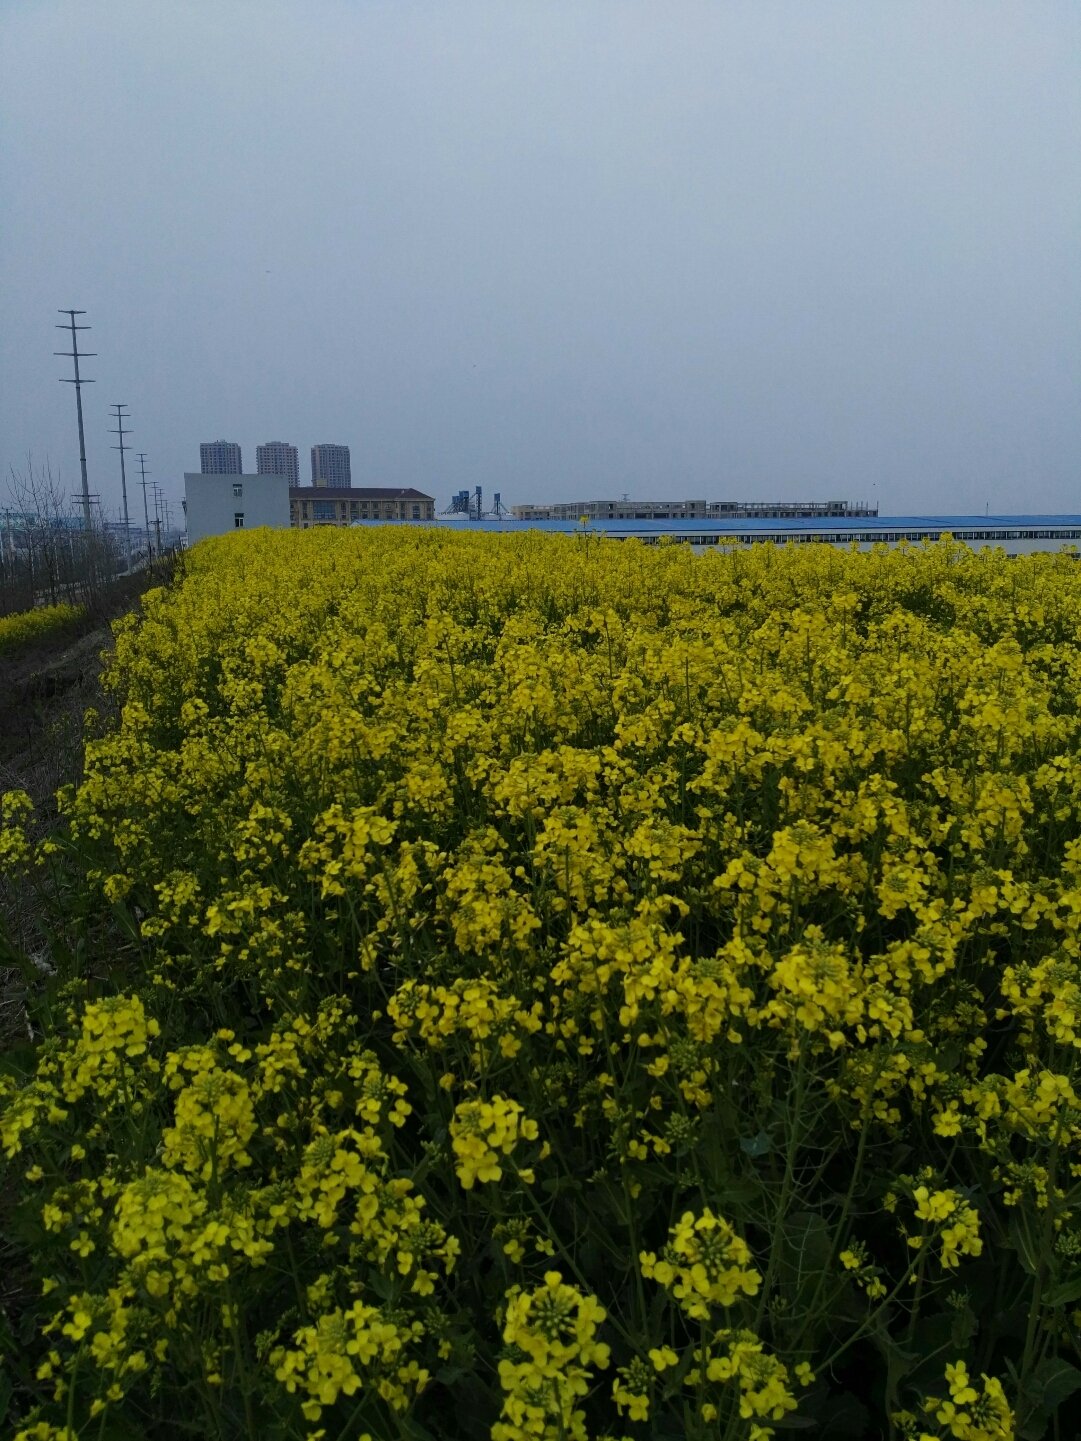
0,603 -> 84,657
4,528 -> 1081,1440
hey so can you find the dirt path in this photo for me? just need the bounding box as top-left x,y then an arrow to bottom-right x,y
1,624 -> 116,1047
0,552 -> 181,805
0,622 -> 114,807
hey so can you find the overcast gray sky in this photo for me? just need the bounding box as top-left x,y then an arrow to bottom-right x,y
2,0 -> 1079,519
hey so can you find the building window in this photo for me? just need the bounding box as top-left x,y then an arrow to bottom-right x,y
234,512 -> 244,528
232,483 -> 243,498
411,504 -> 420,519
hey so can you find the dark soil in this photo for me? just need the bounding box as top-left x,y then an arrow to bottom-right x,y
0,553 -> 182,803
0,624 -> 112,792
0,553 -> 182,1048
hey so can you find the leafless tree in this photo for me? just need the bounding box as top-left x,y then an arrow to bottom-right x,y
1,455 -> 122,616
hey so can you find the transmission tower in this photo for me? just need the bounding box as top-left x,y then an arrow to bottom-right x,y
55,310 -> 95,528
109,404 -> 133,571
136,452 -> 152,558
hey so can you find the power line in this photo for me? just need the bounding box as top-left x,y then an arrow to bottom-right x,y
109,403 -> 133,572
55,309 -> 95,529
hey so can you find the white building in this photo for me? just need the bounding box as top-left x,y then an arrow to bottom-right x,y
183,473 -> 290,543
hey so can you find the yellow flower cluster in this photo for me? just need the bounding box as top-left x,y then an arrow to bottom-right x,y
271,1301 -> 428,1423
897,1361 -> 1015,1441
450,1094 -> 542,1189
6,528 -> 1081,1438
495,1272 -> 610,1441
389,976 -> 544,1064
1,787 -> 35,868
692,1329 -> 806,1437
0,601 -> 83,655
640,1209 -> 761,1319
908,1182 -> 984,1270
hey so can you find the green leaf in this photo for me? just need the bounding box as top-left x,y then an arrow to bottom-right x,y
1008,1213 -> 1041,1276
541,1174 -> 582,1197
814,1390 -> 871,1439
1029,1356 -> 1081,1413
776,1209 -> 834,1316
1043,1273 -> 1081,1308
366,1268 -> 395,1301
950,1301 -> 977,1349
740,1130 -> 772,1157
400,1419 -> 440,1441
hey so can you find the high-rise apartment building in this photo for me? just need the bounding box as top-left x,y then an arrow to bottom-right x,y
200,440 -> 243,475
311,444 -> 352,487
256,441 -> 300,486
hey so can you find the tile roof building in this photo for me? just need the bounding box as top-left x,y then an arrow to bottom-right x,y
290,487 -> 435,527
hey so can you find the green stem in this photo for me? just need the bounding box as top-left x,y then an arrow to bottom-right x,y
754,1039 -> 807,1332
818,1246 -> 926,1373
224,1284 -> 258,1441
791,1088 -> 875,1352
511,1166 -> 638,1351
66,1341 -> 84,1439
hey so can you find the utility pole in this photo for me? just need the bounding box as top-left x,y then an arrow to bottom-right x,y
109,403 -> 133,572
136,452 -> 152,559
55,310 -> 95,529
150,481 -> 163,554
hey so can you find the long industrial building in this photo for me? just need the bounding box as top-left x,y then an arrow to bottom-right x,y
433,514 -> 1081,555
512,498 -> 877,521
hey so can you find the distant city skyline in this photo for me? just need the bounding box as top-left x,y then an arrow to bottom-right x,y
3,2 -> 1079,519
204,438 -> 356,488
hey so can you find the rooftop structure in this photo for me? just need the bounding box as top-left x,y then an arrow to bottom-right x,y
311,444 -> 352,487
199,440 -> 242,475
443,486 -> 507,519
256,441 -> 300,486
